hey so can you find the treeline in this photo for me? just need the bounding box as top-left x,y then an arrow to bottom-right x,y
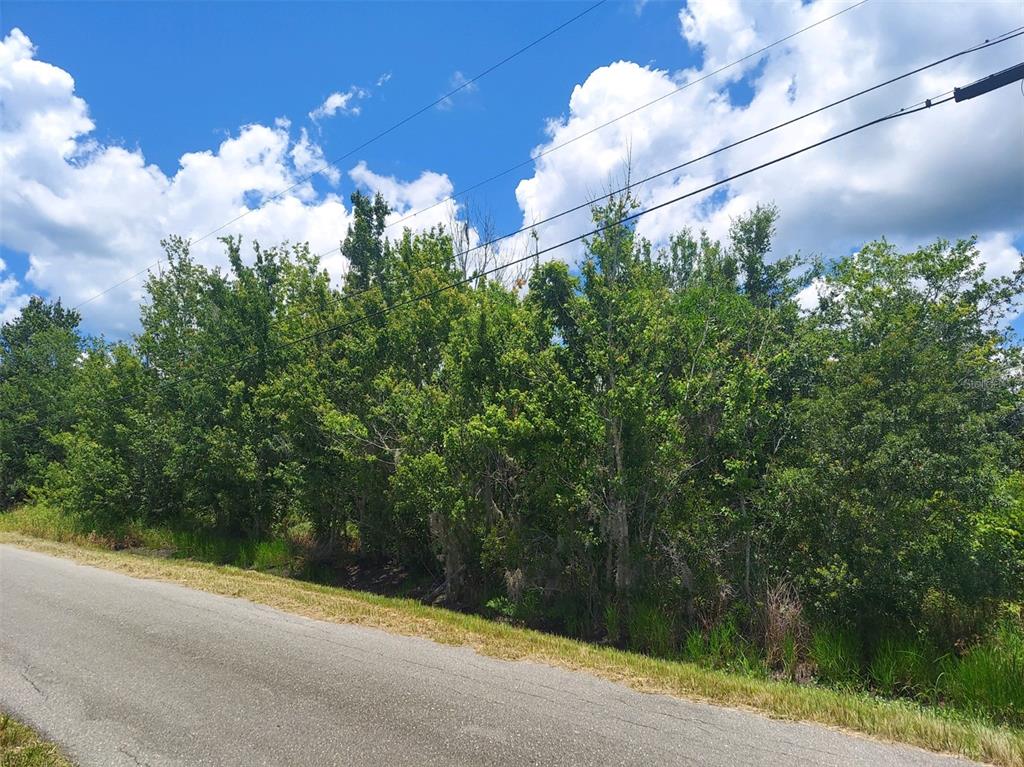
2,193 -> 1022,700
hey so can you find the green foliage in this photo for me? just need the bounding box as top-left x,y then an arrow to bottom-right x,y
4,192 -> 1023,721
627,600 -> 673,657
684,616 -> 765,676
809,628 -> 861,687
867,637 -> 939,700
941,617 -> 1024,726
0,297 -> 82,507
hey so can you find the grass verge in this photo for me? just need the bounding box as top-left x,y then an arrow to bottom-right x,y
0,714 -> 71,767
2,531 -> 1022,767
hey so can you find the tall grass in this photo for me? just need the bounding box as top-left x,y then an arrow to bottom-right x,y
0,504 -> 79,542
164,532 -> 294,572
809,628 -> 861,687
868,637 -> 940,701
942,618 -> 1024,726
0,505 -> 294,573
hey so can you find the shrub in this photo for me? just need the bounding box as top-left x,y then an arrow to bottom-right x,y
762,582 -> 808,678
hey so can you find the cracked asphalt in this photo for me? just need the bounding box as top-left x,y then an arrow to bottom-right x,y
0,545 -> 980,766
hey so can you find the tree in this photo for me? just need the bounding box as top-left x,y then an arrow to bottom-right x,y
0,297 -> 83,506
764,238 -> 1024,627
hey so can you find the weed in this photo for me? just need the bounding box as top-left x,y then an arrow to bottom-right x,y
810,627 -> 861,687
941,618 -> 1024,726
627,600 -> 673,657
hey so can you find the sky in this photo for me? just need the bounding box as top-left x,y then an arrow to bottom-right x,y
1,0 -> 1023,338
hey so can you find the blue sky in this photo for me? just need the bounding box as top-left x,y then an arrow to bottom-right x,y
2,0 -> 1022,336
3,1 -> 687,235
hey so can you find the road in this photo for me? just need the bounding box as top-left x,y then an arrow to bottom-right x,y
0,545 -> 977,767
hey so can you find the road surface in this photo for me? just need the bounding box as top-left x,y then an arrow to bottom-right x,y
0,545 -> 977,766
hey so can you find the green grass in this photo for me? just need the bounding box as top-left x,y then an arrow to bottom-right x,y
1,528 -> 1022,766
942,619 -> 1024,725
809,628 -> 861,687
0,714 -> 71,767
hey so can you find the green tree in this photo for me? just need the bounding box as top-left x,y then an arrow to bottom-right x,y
765,238 -> 1024,627
0,297 -> 83,506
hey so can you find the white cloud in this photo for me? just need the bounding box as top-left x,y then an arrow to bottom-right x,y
291,127 -> 340,186
0,29 -> 460,335
976,231 -> 1023,281
309,86 -> 368,122
347,161 -> 486,255
438,71 -> 479,111
376,72 -> 392,87
0,257 -> 30,325
514,0 -> 1024,315
349,162 -> 455,221
679,0 -> 758,72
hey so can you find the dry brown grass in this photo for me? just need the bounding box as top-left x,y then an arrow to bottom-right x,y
2,531 -> 1022,767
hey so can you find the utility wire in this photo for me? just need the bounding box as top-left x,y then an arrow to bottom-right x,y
98,90 -> 958,409
71,0 -> 607,311
377,0 -> 873,235
36,21 -> 1023,375
70,0 -> 858,313
313,28 -> 1024,269
252,27 -> 1024,320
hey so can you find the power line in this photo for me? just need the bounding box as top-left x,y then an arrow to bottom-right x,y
253,27 -> 1024,322
378,0 -> 873,235
40,22 -> 1023,365
54,27 -> 1022,393
70,0 -> 858,313
63,10 -> 1024,323
313,28 -> 1024,270
71,0 -> 607,311
99,89 -> 960,409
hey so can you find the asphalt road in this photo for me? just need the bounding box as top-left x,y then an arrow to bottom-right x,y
0,545 -> 978,767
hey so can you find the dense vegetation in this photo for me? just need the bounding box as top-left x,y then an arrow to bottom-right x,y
2,193 -> 1022,724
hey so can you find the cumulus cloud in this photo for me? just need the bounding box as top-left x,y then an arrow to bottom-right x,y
514,0 -> 1024,307
350,162 -> 454,220
0,29 -> 464,335
309,86 -> 368,122
0,257 -> 31,325
291,127 -> 340,185
348,161 -> 483,255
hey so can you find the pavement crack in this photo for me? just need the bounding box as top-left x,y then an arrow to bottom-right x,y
19,667 -> 47,699
117,744 -> 150,767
